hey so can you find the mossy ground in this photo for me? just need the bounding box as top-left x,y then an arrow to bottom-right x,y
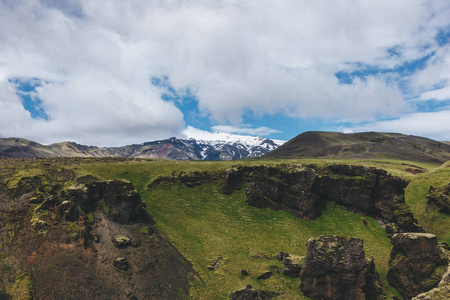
405,161 -> 450,244
2,157 -> 448,299
80,158 -> 416,299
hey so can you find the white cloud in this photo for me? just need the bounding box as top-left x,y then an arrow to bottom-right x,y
0,0 -> 450,145
342,109 -> 450,141
418,86 -> 450,101
211,125 -> 281,136
411,44 -> 450,99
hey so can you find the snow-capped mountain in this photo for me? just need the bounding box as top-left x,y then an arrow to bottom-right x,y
0,134 -> 285,161
177,127 -> 284,160
137,134 -> 284,160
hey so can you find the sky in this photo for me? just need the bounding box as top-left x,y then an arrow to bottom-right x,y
1,0 -> 450,146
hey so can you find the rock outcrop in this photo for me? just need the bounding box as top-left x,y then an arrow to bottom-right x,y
275,252 -> 305,278
0,161 -> 198,300
223,164 -> 422,233
61,179 -> 149,224
387,233 -> 449,299
229,285 -> 280,300
245,165 -> 323,220
299,235 -> 382,300
427,184 -> 450,214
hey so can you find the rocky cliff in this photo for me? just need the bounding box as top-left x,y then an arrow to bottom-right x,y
221,164 -> 422,233
0,161 -> 199,299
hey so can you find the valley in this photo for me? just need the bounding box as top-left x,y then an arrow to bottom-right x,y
1,132 -> 450,299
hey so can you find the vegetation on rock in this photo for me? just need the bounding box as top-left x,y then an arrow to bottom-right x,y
0,153 -> 449,299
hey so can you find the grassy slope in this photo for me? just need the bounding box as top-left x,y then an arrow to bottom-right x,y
405,161 -> 450,245
79,158 -> 441,299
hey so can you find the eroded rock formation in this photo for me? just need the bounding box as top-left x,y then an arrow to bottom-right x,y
0,167 -> 198,300
223,164 -> 422,232
299,235 -> 382,300
229,285 -> 280,300
427,183 -> 450,214
387,233 -> 449,299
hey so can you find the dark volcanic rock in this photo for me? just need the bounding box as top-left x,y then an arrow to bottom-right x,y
241,164 -> 422,233
275,251 -> 289,261
102,179 -> 148,224
229,285 -> 280,300
318,165 -> 422,233
112,235 -> 132,248
222,166 -> 253,195
245,165 -> 323,220
427,184 -> 450,214
256,271 -> 273,280
282,254 -> 304,278
59,179 -> 148,224
300,235 -> 382,300
113,257 -> 130,271
387,233 -> 449,299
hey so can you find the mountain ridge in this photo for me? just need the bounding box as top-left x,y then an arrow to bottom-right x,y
265,131 -> 450,164
0,135 -> 282,160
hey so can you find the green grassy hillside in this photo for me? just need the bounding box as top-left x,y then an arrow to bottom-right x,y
1,157 -> 448,299
79,158 -> 446,299
266,131 -> 450,164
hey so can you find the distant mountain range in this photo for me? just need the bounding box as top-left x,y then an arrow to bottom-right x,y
3,131 -> 450,163
0,135 -> 283,160
266,131 -> 450,164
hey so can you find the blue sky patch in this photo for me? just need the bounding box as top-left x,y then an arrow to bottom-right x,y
436,27 -> 450,46
151,76 -> 212,131
9,78 -> 50,120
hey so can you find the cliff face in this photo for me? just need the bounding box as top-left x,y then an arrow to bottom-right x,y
0,162 -> 198,299
222,164 -> 422,233
2,158 -> 448,299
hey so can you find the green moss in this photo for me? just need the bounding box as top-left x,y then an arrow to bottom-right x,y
422,265 -> 448,291
6,273 -> 34,300
97,199 -> 110,216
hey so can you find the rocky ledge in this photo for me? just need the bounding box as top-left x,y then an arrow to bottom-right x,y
221,164 -> 422,233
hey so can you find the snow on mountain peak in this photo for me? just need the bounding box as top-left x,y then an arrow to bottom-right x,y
182,126 -> 285,146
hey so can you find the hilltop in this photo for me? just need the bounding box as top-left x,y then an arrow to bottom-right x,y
265,131 -> 450,164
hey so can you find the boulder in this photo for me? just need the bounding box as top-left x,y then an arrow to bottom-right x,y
229,285 -> 279,300
274,251 -> 289,261
387,233 -> 448,298
256,271 -> 272,280
113,257 -> 130,271
299,235 -> 382,300
112,235 -> 132,248
282,254 -> 304,278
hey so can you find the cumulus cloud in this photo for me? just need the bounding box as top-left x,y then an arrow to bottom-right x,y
0,0 -> 450,145
341,109 -> 450,141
